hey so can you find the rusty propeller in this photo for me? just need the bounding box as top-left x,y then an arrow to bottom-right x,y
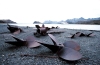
68,32 -> 95,38
34,24 -> 50,36
7,24 -> 24,34
5,35 -> 40,48
48,34 -> 80,51
38,34 -> 82,61
34,24 -> 62,36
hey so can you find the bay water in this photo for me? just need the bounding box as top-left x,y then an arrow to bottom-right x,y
1,23 -> 100,31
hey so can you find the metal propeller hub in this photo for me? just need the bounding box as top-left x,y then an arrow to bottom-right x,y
39,34 -> 82,61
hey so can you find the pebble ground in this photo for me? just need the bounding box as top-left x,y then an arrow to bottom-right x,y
0,25 -> 100,65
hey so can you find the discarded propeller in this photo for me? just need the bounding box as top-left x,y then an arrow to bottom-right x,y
34,25 -> 63,36
67,32 -> 95,38
38,34 -> 82,61
34,24 -> 50,36
7,23 -> 24,34
5,35 -> 40,48
34,27 -> 48,36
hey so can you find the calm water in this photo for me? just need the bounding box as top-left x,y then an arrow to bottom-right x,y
1,23 -> 100,31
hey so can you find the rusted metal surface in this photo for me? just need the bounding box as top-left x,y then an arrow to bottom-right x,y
38,34 -> 82,61
63,41 -> 80,51
5,35 -> 40,48
57,47 -> 82,61
25,36 -> 40,47
38,42 -> 62,53
69,32 -> 95,38
86,32 -> 95,37
34,24 -> 62,36
48,34 -> 64,46
7,24 -> 23,34
70,32 -> 83,38
75,32 -> 83,37
34,24 -> 50,36
37,28 -> 48,36
12,35 -> 24,41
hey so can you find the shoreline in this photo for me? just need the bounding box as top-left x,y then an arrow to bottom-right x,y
0,25 -> 100,65
1,23 -> 100,31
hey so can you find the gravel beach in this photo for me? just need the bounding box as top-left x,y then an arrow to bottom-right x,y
0,24 -> 100,65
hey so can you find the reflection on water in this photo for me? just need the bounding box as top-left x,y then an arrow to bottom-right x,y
1,23 -> 100,31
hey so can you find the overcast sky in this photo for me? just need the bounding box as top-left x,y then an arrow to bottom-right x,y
0,0 -> 100,23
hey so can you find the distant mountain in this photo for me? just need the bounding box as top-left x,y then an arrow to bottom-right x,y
65,17 -> 100,25
32,17 -> 100,24
33,21 -> 42,24
76,20 -> 100,25
43,20 -> 68,24
0,19 -> 16,23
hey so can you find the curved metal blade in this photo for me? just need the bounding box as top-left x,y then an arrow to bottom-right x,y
13,29 -> 21,34
25,36 -> 40,48
63,41 -> 80,51
70,34 -> 75,38
11,35 -> 24,41
79,33 -> 86,37
5,41 -> 26,46
48,34 -> 58,45
7,27 -> 16,33
75,32 -> 82,37
38,42 -> 62,53
87,32 -> 95,37
7,27 -> 21,34
67,32 -> 82,38
57,47 -> 82,61
48,34 -> 64,47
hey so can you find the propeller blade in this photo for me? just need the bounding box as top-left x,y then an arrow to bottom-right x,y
13,29 -> 21,34
63,41 -> 80,51
5,41 -> 26,46
25,36 -> 40,48
38,42 -> 62,53
67,32 -> 82,38
57,47 -> 82,61
27,41 -> 41,48
75,32 -> 82,37
70,34 -> 75,38
7,25 -> 23,34
7,27 -> 16,33
87,32 -> 95,37
11,35 -> 24,41
48,34 -> 64,47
